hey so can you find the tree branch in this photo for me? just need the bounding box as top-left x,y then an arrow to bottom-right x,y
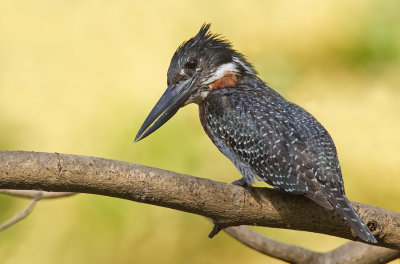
0,190 -> 76,231
224,225 -> 314,263
0,193 -> 41,231
0,151 -> 399,252
224,226 -> 400,264
0,189 -> 75,199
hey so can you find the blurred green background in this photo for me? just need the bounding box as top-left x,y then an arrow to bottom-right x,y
0,0 -> 399,263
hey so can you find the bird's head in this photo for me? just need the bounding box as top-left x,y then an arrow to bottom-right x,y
135,24 -> 255,142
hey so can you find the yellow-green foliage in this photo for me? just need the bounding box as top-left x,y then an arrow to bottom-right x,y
0,1 -> 399,263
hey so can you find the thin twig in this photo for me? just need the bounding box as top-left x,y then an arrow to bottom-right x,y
0,191 -> 76,231
0,192 -> 42,231
0,189 -> 75,199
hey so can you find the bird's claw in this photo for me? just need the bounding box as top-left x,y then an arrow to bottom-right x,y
232,178 -> 254,191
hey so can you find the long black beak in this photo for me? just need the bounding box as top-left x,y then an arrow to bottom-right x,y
135,72 -> 199,142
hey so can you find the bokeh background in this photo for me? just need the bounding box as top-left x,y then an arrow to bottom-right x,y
0,0 -> 399,263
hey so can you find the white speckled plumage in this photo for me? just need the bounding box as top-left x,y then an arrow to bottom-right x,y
136,24 -> 377,243
199,76 -> 376,243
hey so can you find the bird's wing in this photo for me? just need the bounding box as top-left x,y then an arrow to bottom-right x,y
202,89 -> 343,209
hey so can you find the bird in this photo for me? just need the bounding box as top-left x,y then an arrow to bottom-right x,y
134,24 -> 377,243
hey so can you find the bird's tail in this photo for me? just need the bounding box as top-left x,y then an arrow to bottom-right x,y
328,193 -> 377,243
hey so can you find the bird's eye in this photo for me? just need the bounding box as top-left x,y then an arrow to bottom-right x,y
185,58 -> 198,70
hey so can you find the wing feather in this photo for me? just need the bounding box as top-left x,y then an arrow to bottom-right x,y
201,89 -> 343,204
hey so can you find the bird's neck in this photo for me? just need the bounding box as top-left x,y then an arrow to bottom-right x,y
208,71 -> 240,91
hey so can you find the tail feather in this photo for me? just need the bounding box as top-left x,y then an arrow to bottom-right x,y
328,193 -> 377,243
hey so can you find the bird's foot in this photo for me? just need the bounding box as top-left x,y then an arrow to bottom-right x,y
232,178 -> 254,191
208,222 -> 222,239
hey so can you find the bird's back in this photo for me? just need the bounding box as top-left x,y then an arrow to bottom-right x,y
199,77 -> 344,208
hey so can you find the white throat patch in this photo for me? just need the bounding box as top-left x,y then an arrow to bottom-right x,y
204,62 -> 239,85
184,89 -> 210,105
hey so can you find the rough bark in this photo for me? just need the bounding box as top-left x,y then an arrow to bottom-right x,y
0,151 -> 399,254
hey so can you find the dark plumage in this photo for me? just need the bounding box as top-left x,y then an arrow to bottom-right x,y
135,24 -> 377,243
